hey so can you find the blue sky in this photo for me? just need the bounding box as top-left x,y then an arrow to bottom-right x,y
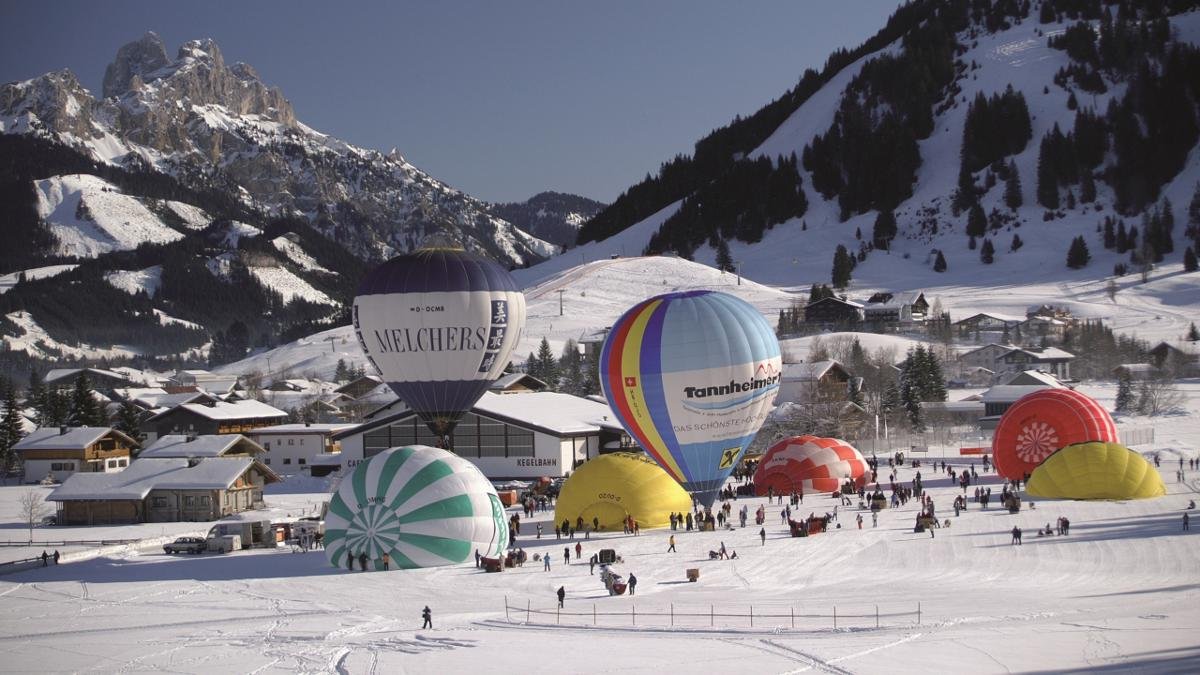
1,1 -> 903,203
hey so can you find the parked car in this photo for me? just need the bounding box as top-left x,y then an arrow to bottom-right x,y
163,537 -> 208,554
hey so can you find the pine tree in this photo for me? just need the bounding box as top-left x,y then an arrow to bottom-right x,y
966,203 -> 987,238
1011,233 -> 1024,251
1102,217 -> 1115,249
69,374 -> 104,427
334,359 -> 349,383
980,237 -> 995,264
1185,246 -> 1199,272
1067,236 -> 1091,269
1036,133 -> 1059,209
1080,170 -> 1096,203
0,382 -> 24,476
1187,182 -> 1200,249
1186,322 -> 1200,342
534,338 -> 559,390
872,210 -> 897,250
114,401 -> 143,443
1116,219 -> 1128,252
1114,371 -> 1135,413
714,238 -> 734,272
933,250 -> 947,273
831,245 -> 853,289
1004,160 -> 1023,210
559,340 -> 585,396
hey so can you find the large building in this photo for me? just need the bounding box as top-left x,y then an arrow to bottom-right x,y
334,391 -> 632,478
13,427 -> 138,483
48,457 -> 279,525
139,434 -> 265,459
246,423 -> 356,471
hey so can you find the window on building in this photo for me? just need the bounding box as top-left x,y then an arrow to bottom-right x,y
200,496 -> 210,506
288,439 -> 294,446
298,458 -> 306,465
152,497 -> 168,508
283,458 -> 291,464
264,458 -> 271,465
299,439 -> 304,446
117,459 -> 127,467
184,496 -> 195,507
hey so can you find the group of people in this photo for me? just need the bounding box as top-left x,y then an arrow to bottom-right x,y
40,550 -> 60,566
344,550 -> 384,571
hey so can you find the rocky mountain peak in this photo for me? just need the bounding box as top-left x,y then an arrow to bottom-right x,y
102,31 -> 170,99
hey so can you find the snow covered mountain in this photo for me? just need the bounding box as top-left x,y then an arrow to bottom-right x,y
487,191 -> 606,249
0,32 -> 555,266
551,1 -> 1200,295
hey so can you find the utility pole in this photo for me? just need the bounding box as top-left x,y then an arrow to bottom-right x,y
736,261 -> 743,286
556,289 -> 565,316
324,335 -> 337,352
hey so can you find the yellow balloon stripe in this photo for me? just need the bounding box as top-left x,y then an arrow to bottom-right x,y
618,300 -> 685,482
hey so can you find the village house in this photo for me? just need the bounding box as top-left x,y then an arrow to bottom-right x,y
953,313 -> 1021,339
860,291 -> 929,326
488,372 -> 549,394
335,391 -> 632,477
334,374 -> 385,399
1148,341 -> 1200,376
44,367 -> 136,391
13,427 -> 139,483
978,370 -> 1068,428
246,423 -> 356,471
141,399 -> 288,443
997,347 -> 1075,381
776,360 -> 854,405
47,457 -> 279,525
803,297 -> 864,326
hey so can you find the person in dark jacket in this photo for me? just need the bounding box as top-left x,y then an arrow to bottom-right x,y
53,550 -> 60,565
41,550 -> 48,567
628,573 -> 637,596
759,528 -> 766,545
422,606 -> 432,629
347,552 -> 354,571
557,586 -> 565,608
358,551 -> 368,570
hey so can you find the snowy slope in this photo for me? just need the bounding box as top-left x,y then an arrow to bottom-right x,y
165,200 -> 212,230
104,265 -> 162,297
2,310 -> 138,359
271,235 -> 333,274
34,174 -> 184,257
523,12 -> 1200,350
0,264 -> 78,294
248,265 -> 335,306
1,378 -> 1197,672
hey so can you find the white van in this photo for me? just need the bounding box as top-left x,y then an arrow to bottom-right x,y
206,534 -> 242,554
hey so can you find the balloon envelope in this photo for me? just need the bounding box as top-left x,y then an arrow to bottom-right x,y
1026,441 -> 1165,500
554,452 -> 692,531
353,248 -> 525,437
600,290 -> 781,507
754,435 -> 869,496
325,445 -> 509,570
991,388 -> 1117,480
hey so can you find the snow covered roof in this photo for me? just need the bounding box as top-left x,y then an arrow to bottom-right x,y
1002,347 -> 1075,361
489,372 -> 548,391
138,434 -> 263,458
48,457 -> 275,501
147,399 -> 287,422
981,384 -> 1061,403
43,367 -> 133,386
781,360 -> 849,381
247,423 -> 356,435
340,391 -> 618,440
1001,370 -> 1065,387
953,312 -> 1022,325
13,426 -> 136,452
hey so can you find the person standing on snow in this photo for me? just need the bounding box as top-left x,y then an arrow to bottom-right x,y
544,553 -> 551,571
856,514 -> 863,529
628,574 -> 638,596
759,527 -> 766,546
575,541 -> 582,559
557,586 -> 566,608
590,553 -> 598,574
667,534 -> 676,552
422,606 -> 432,629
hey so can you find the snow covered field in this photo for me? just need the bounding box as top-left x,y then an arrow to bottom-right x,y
2,380 -> 1196,673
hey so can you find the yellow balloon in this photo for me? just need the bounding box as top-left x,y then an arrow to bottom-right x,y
1027,441 -> 1166,500
555,452 -> 693,531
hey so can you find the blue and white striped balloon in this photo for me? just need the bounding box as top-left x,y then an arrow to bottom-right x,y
325,446 -> 509,570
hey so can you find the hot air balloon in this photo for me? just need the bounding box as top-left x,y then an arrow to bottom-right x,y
353,246 -> 526,446
554,452 -> 692,531
600,290 -> 781,507
325,445 -> 508,570
1026,441 -> 1165,500
991,388 -> 1117,480
753,435 -> 869,496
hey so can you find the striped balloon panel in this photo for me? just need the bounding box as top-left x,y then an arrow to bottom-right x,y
325,445 -> 508,571
600,290 -> 780,507
992,389 -> 1118,480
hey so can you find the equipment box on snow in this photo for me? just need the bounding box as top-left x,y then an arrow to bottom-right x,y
598,549 -> 617,564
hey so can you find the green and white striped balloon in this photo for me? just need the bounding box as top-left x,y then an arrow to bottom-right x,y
325,446 -> 508,570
